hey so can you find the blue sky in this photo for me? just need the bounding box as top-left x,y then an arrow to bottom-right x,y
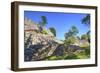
24,11 -> 90,40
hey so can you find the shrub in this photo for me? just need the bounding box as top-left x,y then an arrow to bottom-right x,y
78,46 -> 90,58
41,29 -> 48,34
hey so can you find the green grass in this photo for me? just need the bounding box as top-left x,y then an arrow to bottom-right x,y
65,54 -> 79,59
76,52 -> 90,59
46,45 -> 90,60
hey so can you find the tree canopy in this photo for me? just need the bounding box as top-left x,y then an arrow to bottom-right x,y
41,16 -> 48,26
65,26 -> 79,39
81,14 -> 90,27
49,27 -> 56,36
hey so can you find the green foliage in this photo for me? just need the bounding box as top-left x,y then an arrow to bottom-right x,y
77,36 -> 80,40
47,56 -> 63,60
65,26 -> 79,39
41,29 -> 48,35
65,54 -> 79,59
81,14 -> 90,42
70,26 -> 79,35
81,31 -> 90,43
76,52 -> 89,59
46,46 -> 90,60
81,34 -> 88,40
81,46 -> 90,58
35,15 -> 91,60
47,56 -> 57,60
47,54 -> 68,60
64,36 -> 77,45
41,16 -> 47,26
81,14 -> 90,26
49,27 -> 56,36
66,46 -> 90,59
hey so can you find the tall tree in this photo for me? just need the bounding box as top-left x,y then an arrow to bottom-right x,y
65,26 -> 79,39
70,26 -> 79,35
38,16 -> 48,32
81,14 -> 90,42
81,14 -> 90,27
41,16 -> 47,26
49,27 -> 56,36
64,26 -> 79,46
